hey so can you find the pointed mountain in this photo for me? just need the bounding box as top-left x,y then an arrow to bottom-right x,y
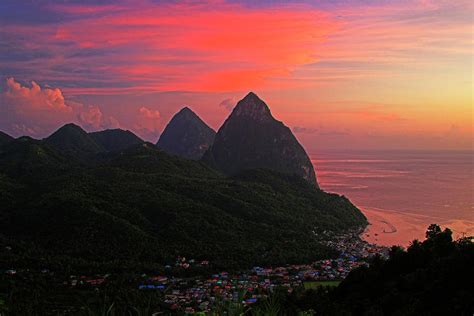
45,123 -> 104,156
203,92 -> 318,187
157,107 -> 216,160
0,131 -> 14,146
90,129 -> 144,152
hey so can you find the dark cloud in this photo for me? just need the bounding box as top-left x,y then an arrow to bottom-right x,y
219,98 -> 236,111
292,126 -> 318,134
320,129 -> 350,136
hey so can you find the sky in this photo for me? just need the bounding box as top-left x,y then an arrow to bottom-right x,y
0,0 -> 472,151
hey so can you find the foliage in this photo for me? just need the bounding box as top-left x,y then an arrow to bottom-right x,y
0,137 -> 366,273
293,225 -> 474,315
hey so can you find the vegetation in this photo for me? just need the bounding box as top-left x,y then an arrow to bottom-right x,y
90,129 -> 144,153
0,134 -> 366,273
254,225 -> 474,315
0,131 -> 13,146
303,280 -> 340,289
0,129 -> 470,315
0,123 -> 369,314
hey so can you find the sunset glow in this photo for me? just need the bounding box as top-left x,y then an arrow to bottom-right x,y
1,0 -> 472,149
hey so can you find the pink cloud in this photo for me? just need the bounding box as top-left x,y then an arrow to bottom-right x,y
4,77 -> 72,113
76,105 -> 120,130
139,107 -> 161,120
133,106 -> 161,141
1,1 -> 471,150
3,0 -> 467,96
0,77 -> 119,137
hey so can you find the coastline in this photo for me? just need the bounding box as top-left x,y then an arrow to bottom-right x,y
360,207 -> 474,247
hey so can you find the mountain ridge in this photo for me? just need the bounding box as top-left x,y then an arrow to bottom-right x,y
90,128 -> 144,152
0,131 -> 14,147
0,136 -> 366,270
44,123 -> 104,157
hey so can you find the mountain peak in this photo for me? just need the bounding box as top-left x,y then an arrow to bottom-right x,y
45,123 -> 103,156
174,106 -> 199,120
233,92 -> 272,121
47,123 -> 89,139
59,123 -> 84,131
157,107 -> 216,160
203,93 -> 318,187
178,106 -> 193,114
243,91 -> 259,100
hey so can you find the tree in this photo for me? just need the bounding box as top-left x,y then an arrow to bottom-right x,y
426,224 -> 442,239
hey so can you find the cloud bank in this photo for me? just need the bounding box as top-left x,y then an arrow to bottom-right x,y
0,77 -> 119,137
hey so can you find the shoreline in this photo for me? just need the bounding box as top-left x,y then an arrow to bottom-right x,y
360,207 -> 474,247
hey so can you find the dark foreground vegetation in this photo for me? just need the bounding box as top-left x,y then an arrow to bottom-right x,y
1,225 -> 472,315
248,225 -> 474,316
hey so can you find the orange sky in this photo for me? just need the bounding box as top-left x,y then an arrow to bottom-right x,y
0,0 -> 472,150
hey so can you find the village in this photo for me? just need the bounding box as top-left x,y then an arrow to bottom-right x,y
3,231 -> 389,314
82,231 -> 388,313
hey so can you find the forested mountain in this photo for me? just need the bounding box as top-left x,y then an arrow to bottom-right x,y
203,92 -> 318,187
0,131 -> 13,146
0,127 -> 366,271
44,123 -> 104,157
90,129 -> 144,152
157,107 -> 215,160
0,136 -> 70,178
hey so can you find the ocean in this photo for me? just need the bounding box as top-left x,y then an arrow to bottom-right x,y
311,150 -> 474,247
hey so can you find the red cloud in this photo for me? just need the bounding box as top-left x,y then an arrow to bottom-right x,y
45,2 -> 338,94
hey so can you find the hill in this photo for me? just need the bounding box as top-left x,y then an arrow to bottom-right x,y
0,136 -> 70,179
0,131 -> 14,147
90,128 -> 144,152
44,123 -> 104,157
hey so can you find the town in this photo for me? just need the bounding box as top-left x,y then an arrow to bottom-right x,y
65,231 -> 388,313
3,231 -> 389,314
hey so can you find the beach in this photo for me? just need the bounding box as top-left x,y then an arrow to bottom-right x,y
361,207 -> 474,247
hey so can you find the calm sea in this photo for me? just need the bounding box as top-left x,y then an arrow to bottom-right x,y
311,150 -> 474,246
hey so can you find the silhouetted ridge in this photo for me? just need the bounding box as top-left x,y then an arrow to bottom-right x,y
0,131 -> 14,146
203,93 -> 318,187
157,107 -> 215,160
45,123 -> 104,156
0,136 -> 69,177
0,120 -> 366,272
90,129 -> 144,152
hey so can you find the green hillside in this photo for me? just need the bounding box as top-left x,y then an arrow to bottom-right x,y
0,136 -> 366,271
